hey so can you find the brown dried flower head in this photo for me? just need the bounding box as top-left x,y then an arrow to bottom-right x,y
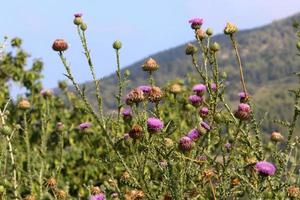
270,131 -> 284,142
18,99 -> 31,110
46,177 -> 57,188
125,189 -> 145,200
142,58 -> 159,72
224,22 -> 238,35
90,186 -> 101,195
126,88 -> 144,104
55,189 -> 67,199
287,185 -> 300,198
149,86 -> 163,103
129,124 -> 143,139
24,195 -> 36,200
169,83 -> 182,94
203,169 -> 215,179
52,39 -> 68,52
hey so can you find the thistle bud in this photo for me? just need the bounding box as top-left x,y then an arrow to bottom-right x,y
128,124 -> 143,139
142,58 -> 159,72
52,39 -> 68,52
185,43 -> 198,55
164,138 -> 174,148
55,189 -> 66,199
179,136 -> 193,151
270,131 -> 284,142
58,81 -> 68,90
206,28 -> 213,36
73,13 -> 83,25
0,125 -> 12,136
113,40 -> 122,50
124,69 -> 130,77
169,83 -> 182,94
224,22 -> 238,35
195,29 -> 206,40
18,99 -> 30,110
210,42 -> 220,52
287,185 -> 300,198
80,23 -> 87,31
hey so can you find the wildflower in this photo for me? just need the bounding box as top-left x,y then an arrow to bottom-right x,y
40,89 -> 53,98
137,85 -> 151,94
179,136 -> 193,151
187,128 -> 200,141
234,103 -> 251,120
169,83 -> 182,94
197,155 -> 207,162
112,40 -> 122,50
224,142 -> 231,150
142,58 -> 159,72
122,107 -> 132,121
56,189 -> 67,199
185,43 -> 198,55
89,193 -> 106,200
224,22 -> 238,35
80,23 -> 87,31
73,13 -> 83,25
197,121 -> 210,134
46,177 -> 57,188
18,99 -> 31,110
196,29 -> 206,40
78,122 -> 92,131
121,171 -> 130,181
123,133 -> 130,141
238,92 -> 249,103
270,131 -> 284,142
125,189 -> 144,200
188,95 -> 203,107
52,39 -> 68,52
126,88 -> 144,105
255,161 -> 276,176
206,28 -> 213,36
192,84 -> 206,96
149,86 -> 163,103
199,107 -> 209,118
128,124 -> 143,139
188,18 -> 204,30
210,83 -> 217,91
147,117 -> 164,134
287,186 -> 300,198
90,186 -> 101,195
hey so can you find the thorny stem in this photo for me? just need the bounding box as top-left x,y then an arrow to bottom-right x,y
23,112 -> 33,191
77,26 -> 104,124
115,48 -> 123,126
230,34 -> 248,96
58,51 -> 141,188
209,179 -> 217,200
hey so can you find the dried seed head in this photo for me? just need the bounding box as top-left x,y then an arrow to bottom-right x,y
55,189 -> 67,199
125,189 -> 145,200
129,124 -> 143,139
287,185 -> 300,198
142,58 -> 159,72
203,169 -> 215,179
52,39 -> 68,52
169,83 -> 182,94
270,131 -> 284,142
231,178 -> 241,187
121,171 -> 130,182
46,177 -> 57,188
90,186 -> 101,195
149,86 -> 163,103
18,99 -> 31,110
24,195 -> 36,200
126,88 -> 144,104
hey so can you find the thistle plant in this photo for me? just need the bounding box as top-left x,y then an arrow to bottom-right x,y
0,13 -> 299,200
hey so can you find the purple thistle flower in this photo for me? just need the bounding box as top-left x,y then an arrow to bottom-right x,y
210,83 -> 217,91
238,103 -> 251,112
255,161 -> 276,176
197,155 -> 207,161
74,13 -> 82,17
192,84 -> 206,96
199,107 -> 209,118
188,18 -> 204,29
187,128 -> 200,141
89,193 -> 106,200
137,85 -> 152,94
188,95 -> 203,107
40,89 -> 53,98
123,133 -> 130,141
224,142 -> 231,150
200,121 -> 210,131
147,117 -> 164,133
238,92 -> 248,98
122,107 -> 132,121
179,136 -> 193,151
78,122 -> 91,130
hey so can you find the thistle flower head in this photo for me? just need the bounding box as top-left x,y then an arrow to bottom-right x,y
137,85 -> 152,94
129,124 -> 143,139
196,29 -> 206,40
40,89 -> 53,98
179,136 -> 193,151
210,83 -> 217,91
185,43 -> 198,55
169,83 -> 182,94
142,58 -> 159,72
238,92 -> 249,103
199,107 -> 209,118
224,22 -> 238,35
126,88 -> 144,104
89,193 -> 106,200
188,95 -> 203,107
122,107 -> 132,119
197,121 -> 210,134
255,161 -> 276,176
287,186 -> 300,198
123,133 -> 130,141
188,18 -> 204,30
147,117 -> 164,133
74,13 -> 82,18
18,99 -> 31,110
238,103 -> 251,112
78,122 -> 92,131
90,186 -> 102,195
271,131 -> 284,142
192,84 -> 206,96
149,86 -> 163,103
52,39 -> 68,52
187,128 -> 200,141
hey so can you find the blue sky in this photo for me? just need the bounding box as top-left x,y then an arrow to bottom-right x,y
1,0 -> 300,90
